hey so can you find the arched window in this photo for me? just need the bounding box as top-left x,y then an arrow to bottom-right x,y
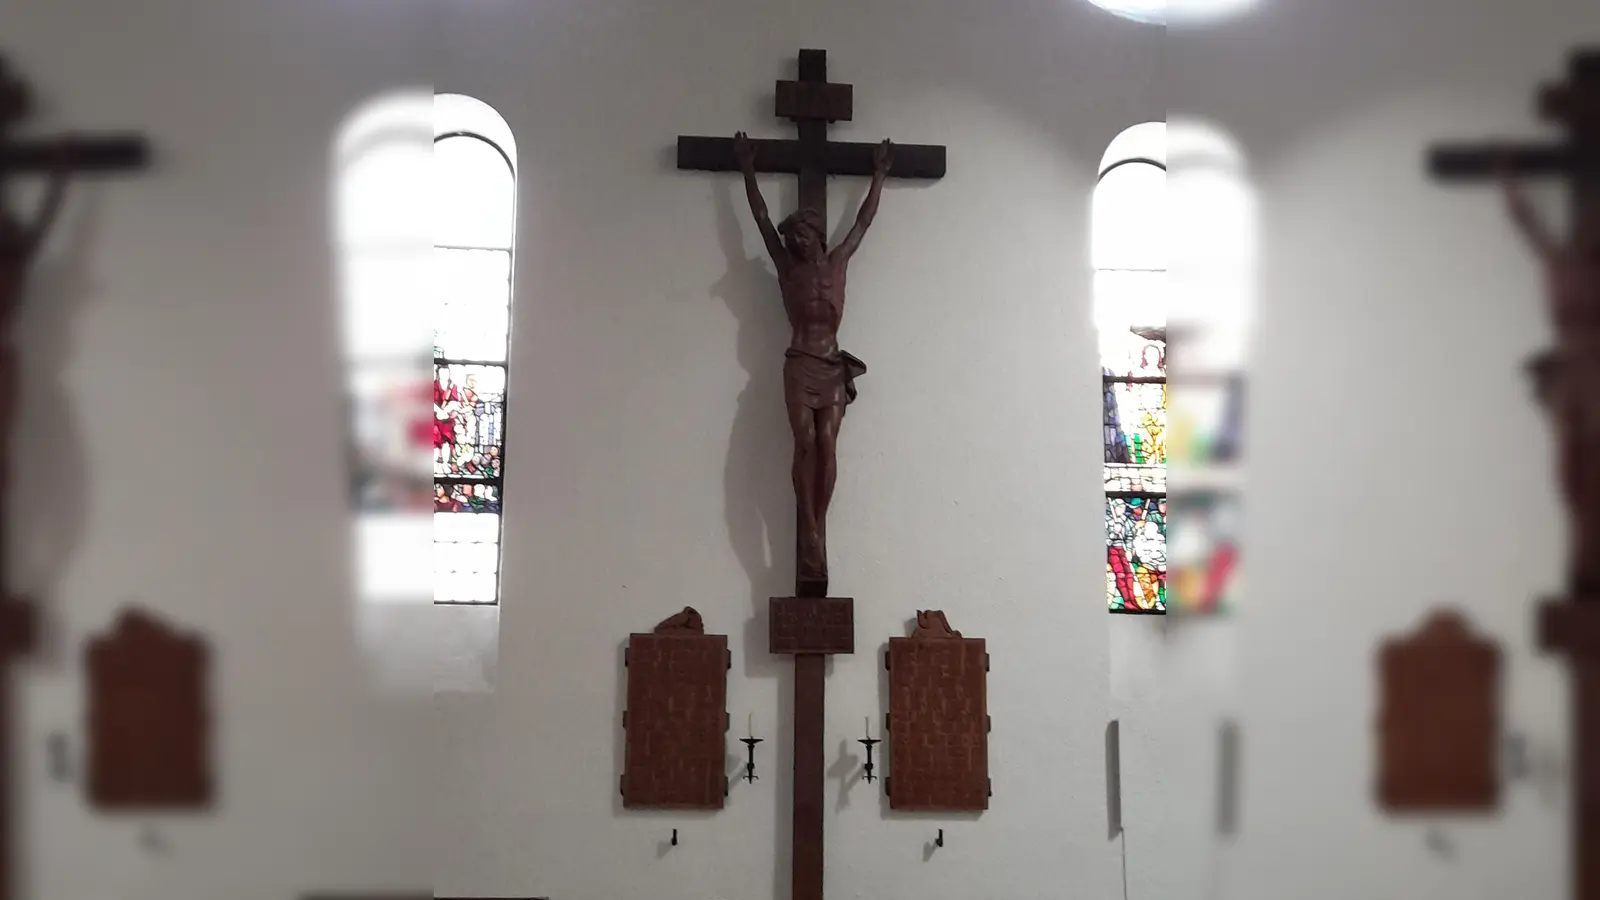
432,94 -> 517,605
1164,117 -> 1257,615
336,91 -> 434,613
1097,122 -> 1169,614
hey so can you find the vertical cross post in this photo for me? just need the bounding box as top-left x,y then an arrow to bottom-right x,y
0,600 -> 35,900
788,51 -> 835,900
0,56 -> 150,900
1428,46 -> 1600,900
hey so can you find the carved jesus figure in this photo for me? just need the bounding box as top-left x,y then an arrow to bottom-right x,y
1501,162 -> 1600,597
0,158 -> 67,446
735,130 -> 893,585
0,78 -> 68,320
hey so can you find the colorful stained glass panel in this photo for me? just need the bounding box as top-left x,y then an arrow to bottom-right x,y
1166,492 -> 1240,614
434,482 -> 501,514
1103,464 -> 1167,494
433,363 -> 506,480
1099,331 -> 1166,379
1106,496 -> 1167,612
348,363 -> 433,514
1104,381 -> 1168,466
1168,377 -> 1243,468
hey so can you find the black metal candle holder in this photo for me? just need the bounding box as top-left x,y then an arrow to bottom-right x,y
858,735 -> 881,783
740,735 -> 764,783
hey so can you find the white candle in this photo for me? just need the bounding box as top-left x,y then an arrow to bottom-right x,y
864,715 -> 870,737
748,712 -> 754,737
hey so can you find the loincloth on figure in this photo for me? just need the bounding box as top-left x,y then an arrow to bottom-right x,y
783,347 -> 868,410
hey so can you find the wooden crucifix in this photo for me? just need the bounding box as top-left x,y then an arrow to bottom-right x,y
0,56 -> 149,900
1427,46 -> 1600,900
677,49 -> 944,900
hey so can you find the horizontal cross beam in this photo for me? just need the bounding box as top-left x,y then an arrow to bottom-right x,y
0,135 -> 150,174
1427,142 -> 1591,180
677,135 -> 945,180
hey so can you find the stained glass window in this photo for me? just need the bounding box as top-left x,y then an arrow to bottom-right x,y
1096,123 -> 1168,613
336,92 -> 434,616
1166,491 -> 1240,614
432,96 -> 517,605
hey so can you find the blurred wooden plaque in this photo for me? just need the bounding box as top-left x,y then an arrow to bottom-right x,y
886,611 -> 989,812
621,607 -> 729,809
87,608 -> 212,810
1377,609 -> 1500,811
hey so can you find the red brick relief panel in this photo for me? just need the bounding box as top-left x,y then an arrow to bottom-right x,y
87,608 -> 213,810
887,611 -> 988,812
1376,609 -> 1500,811
622,608 -> 729,809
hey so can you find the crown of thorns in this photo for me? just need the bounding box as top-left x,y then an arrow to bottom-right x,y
778,208 -> 825,239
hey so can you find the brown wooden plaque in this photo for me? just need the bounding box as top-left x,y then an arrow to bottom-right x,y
769,596 -> 854,655
86,608 -> 213,810
1376,609 -> 1500,811
886,611 -> 989,812
621,608 -> 729,810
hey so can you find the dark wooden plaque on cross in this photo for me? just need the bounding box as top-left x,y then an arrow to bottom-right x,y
1426,46 -> 1600,900
885,611 -> 990,812
676,49 -> 945,900
0,55 -> 149,900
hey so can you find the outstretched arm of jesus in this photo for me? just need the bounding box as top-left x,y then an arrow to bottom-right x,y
23,148 -> 72,259
1496,154 -> 1559,261
734,132 -> 788,271
834,140 -> 893,262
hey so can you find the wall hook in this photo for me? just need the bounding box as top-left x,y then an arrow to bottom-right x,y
1504,732 -> 1530,781
935,828 -> 944,848
46,733 -> 71,783
671,828 -> 678,847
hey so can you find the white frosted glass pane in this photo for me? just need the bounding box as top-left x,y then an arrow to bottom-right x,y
434,511 -> 501,544
435,541 -> 501,576
434,572 -> 499,604
356,513 -> 432,603
433,248 -> 511,361
1171,168 -> 1255,272
1092,162 -> 1167,271
1095,269 -> 1167,335
341,253 -> 432,361
339,140 -> 430,247
434,136 -> 515,249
